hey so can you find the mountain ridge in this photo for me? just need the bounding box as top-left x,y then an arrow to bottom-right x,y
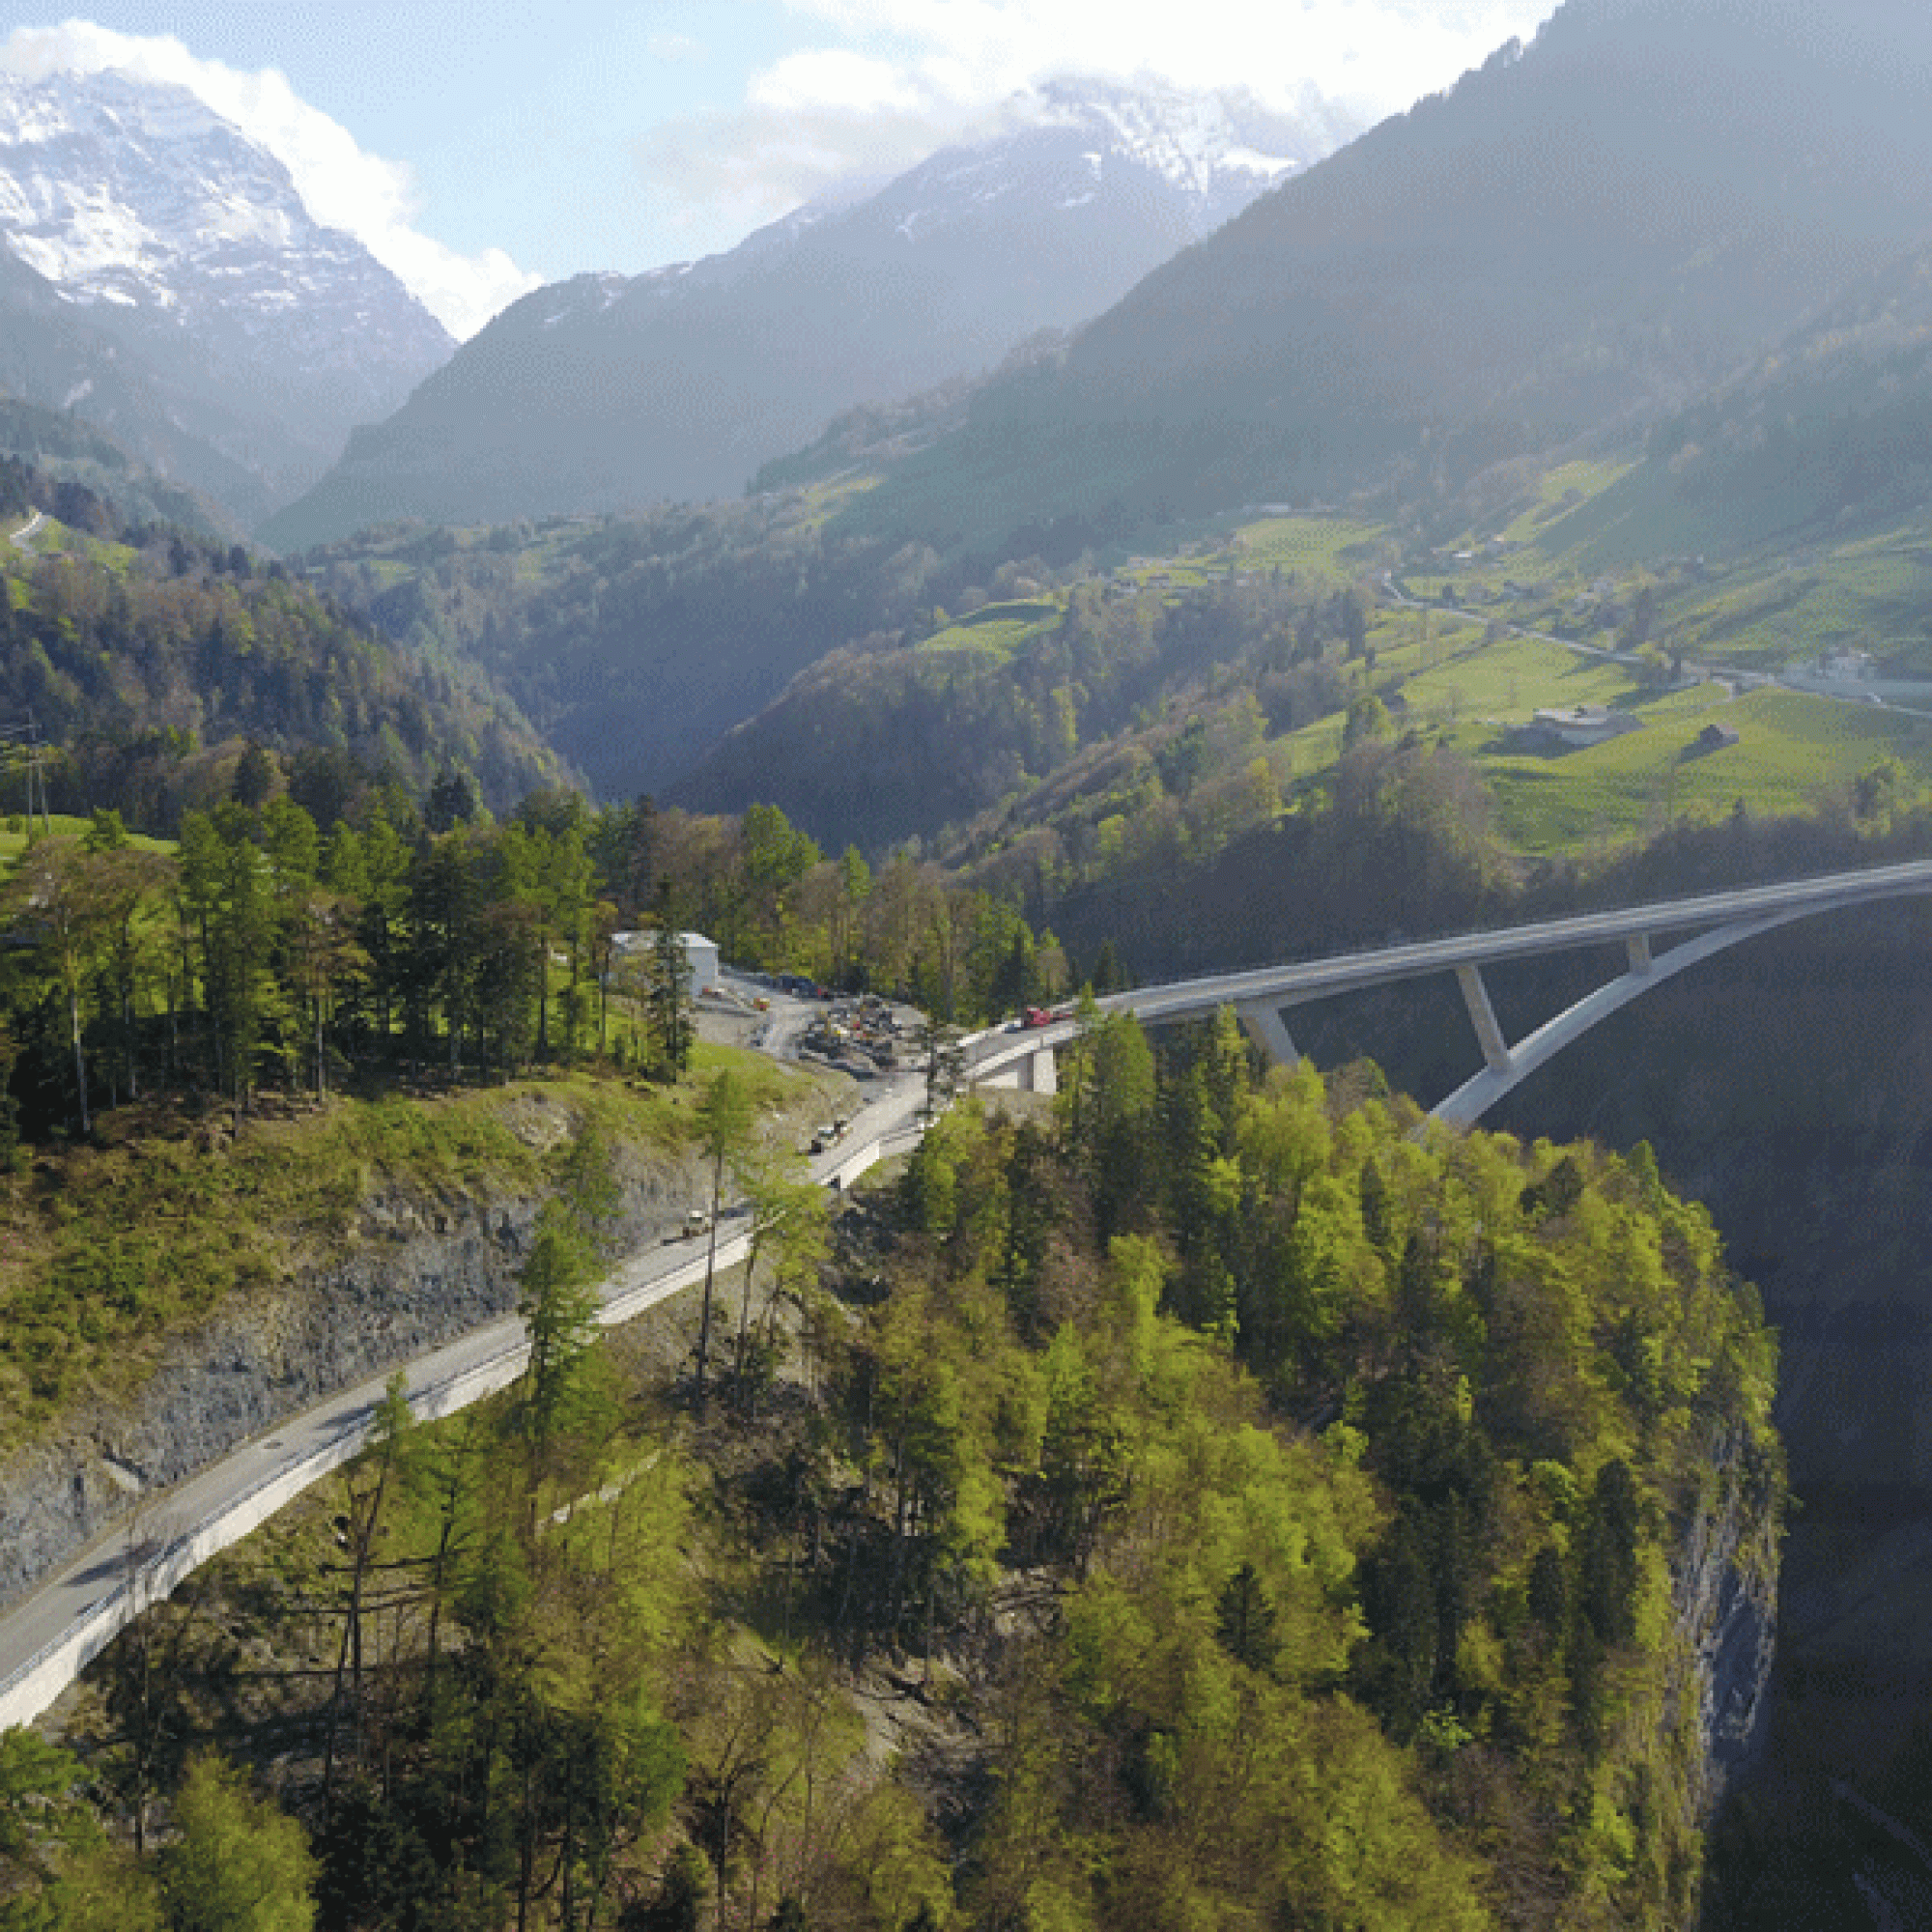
0,66 -> 453,523
835,0 -> 1932,559
261,77 -> 1362,551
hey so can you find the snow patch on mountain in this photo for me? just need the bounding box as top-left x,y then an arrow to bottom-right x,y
0,66 -> 448,379
1015,75 -> 1348,210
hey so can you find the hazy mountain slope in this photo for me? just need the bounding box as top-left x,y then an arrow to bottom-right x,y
304,497 -> 962,802
0,390 -> 233,537
849,0 -> 1932,557
0,240 -> 276,522
1547,238 -> 1932,564
262,80 -> 1359,551
0,68 -> 452,523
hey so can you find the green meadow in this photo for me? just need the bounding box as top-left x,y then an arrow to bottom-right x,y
918,596 -> 1062,668
1477,687 -> 1932,853
1225,513 -> 1390,584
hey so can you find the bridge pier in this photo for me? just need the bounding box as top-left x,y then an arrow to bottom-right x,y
1237,1001 -> 1300,1066
1627,933 -> 1653,976
976,1044 -> 1058,1095
1456,964 -> 1514,1074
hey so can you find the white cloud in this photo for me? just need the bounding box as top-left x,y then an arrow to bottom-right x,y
0,21 -> 538,338
639,0 -> 1556,243
780,0 -> 1559,120
751,48 -> 924,115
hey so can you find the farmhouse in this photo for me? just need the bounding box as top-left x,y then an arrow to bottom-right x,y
1524,705 -> 1642,750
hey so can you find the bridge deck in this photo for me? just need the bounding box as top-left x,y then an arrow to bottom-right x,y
1095,858 -> 1932,1026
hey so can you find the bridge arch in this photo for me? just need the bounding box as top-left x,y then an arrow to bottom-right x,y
966,861 -> 1932,1126
1426,907 -> 1813,1125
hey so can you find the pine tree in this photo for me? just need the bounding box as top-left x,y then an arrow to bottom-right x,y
645,882 -> 695,1082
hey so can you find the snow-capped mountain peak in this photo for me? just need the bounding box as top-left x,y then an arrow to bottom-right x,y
0,67 -> 446,352
0,63 -> 456,521
1013,74 -> 1359,214
829,75 -> 1364,251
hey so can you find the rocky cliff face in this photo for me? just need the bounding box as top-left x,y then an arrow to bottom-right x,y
1672,1427 -> 1781,1833
0,1139 -> 708,1613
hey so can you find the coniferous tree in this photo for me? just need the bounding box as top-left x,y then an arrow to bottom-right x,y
645,882 -> 695,1082
157,1753 -> 317,1932
693,1069 -> 754,1415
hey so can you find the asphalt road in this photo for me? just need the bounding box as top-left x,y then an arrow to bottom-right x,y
0,1051 -> 929,1730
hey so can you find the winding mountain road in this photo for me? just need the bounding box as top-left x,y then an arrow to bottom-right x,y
0,1057 -> 929,1732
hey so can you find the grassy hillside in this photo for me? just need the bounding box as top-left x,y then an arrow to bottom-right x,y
0,1052 -> 801,1452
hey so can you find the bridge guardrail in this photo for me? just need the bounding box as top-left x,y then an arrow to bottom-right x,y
0,1328 -> 539,1731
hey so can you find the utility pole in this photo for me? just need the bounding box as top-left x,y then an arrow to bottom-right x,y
0,709 -> 53,837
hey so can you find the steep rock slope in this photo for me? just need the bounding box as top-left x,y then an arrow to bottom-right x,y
854,0 -> 1932,554
0,241 -> 271,522
264,79 -> 1358,550
0,68 -> 452,523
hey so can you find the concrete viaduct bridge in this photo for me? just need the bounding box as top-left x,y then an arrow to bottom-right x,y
9,856 -> 1932,1734
970,857 -> 1932,1124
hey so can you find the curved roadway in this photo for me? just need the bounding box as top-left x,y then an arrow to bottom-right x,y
10,856 -> 1932,1730
0,1059 -> 929,1731
969,858 -> 1932,1097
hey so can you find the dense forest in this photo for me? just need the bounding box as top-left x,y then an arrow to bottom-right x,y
676,569 -> 1372,858
306,502 -> 1391,863
0,497 -> 564,827
0,781 -> 1075,1161
0,1018 -> 1781,1928
0,404 -> 230,542
305,501 -> 965,805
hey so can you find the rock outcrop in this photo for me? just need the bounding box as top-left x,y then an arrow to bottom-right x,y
0,1140 -> 707,1612
1672,1426 -> 1781,1831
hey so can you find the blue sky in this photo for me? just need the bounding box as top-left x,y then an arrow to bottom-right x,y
0,2 -> 1555,335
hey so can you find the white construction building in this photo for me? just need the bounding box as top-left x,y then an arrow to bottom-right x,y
611,928 -> 721,996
